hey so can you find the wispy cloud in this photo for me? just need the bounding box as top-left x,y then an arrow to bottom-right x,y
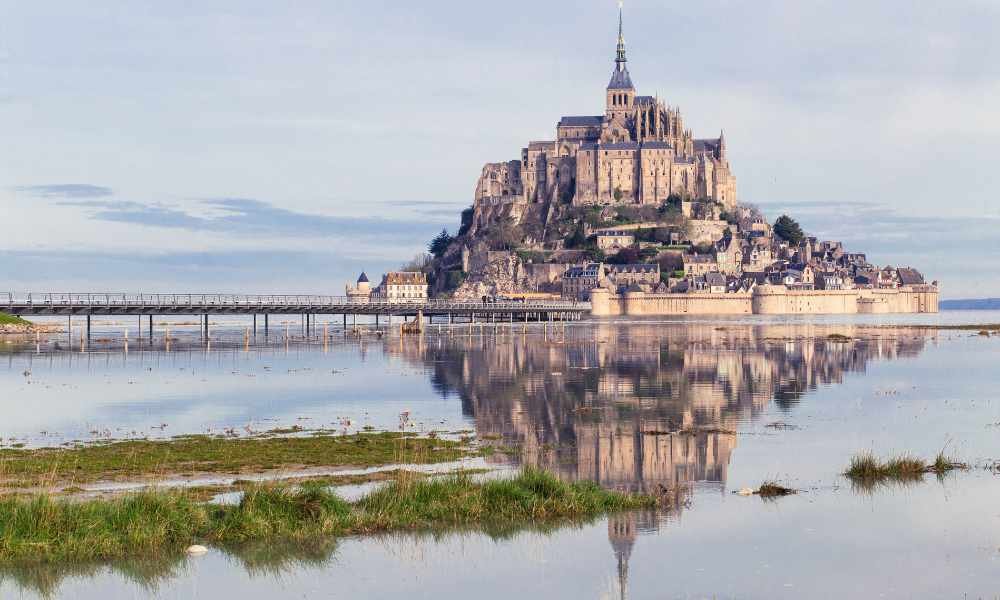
29,191 -> 454,242
85,197 -> 451,239
15,184 -> 114,198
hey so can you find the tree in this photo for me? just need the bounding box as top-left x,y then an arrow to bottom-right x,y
773,215 -> 805,245
566,222 -> 587,249
428,229 -> 454,258
607,247 -> 641,265
399,252 -> 433,272
653,227 -> 674,244
657,252 -> 684,273
638,246 -> 660,261
582,246 -> 606,262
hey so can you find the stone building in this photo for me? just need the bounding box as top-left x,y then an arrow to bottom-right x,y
596,230 -> 636,252
473,5 -> 737,233
608,264 -> 660,288
374,272 -> 428,302
345,272 -> 372,303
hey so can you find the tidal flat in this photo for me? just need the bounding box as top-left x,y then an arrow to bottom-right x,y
2,313 -> 1000,598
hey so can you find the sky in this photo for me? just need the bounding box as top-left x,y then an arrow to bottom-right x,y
1,0 -> 998,298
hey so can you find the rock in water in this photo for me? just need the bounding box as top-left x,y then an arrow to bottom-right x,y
186,545 -> 209,556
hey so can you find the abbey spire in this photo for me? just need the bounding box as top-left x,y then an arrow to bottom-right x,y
616,1 -> 627,68
607,2 -> 634,91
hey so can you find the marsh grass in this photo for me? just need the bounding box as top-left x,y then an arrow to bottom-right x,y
0,313 -> 30,327
845,451 -> 968,489
756,481 -> 796,498
0,432 -> 472,488
0,468 -> 657,564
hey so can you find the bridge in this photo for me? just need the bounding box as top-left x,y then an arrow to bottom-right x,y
3,293 -> 590,335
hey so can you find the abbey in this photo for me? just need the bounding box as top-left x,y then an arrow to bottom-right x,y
474,7 -> 737,211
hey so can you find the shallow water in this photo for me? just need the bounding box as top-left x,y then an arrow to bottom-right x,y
2,313 -> 1000,599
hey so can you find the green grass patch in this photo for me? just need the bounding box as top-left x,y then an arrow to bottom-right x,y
0,432 -> 473,488
0,468 -> 658,563
845,451 -> 968,489
0,313 -> 30,327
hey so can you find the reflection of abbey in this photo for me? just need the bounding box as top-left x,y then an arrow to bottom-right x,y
390,323 -> 930,497
474,7 -> 737,210
386,323 -> 932,599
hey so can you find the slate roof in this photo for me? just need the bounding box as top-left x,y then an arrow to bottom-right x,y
609,264 -> 658,274
559,116 -> 604,127
601,142 -> 640,151
357,272 -> 369,283
897,268 -> 925,285
705,272 -> 727,287
607,66 -> 634,90
694,138 -> 721,153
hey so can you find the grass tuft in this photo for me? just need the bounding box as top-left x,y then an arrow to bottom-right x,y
0,432 -> 473,489
0,468 -> 657,564
0,313 -> 31,328
845,451 -> 969,489
756,481 -> 796,498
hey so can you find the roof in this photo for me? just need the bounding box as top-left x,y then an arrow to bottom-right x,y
382,272 -> 427,286
357,272 -> 369,283
634,96 -> 656,105
706,272 -> 727,286
601,142 -> 640,151
558,116 -> 603,127
641,141 -> 672,150
565,263 -> 603,278
694,138 -> 721,153
609,264 -> 658,273
607,66 -> 634,90
897,268 -> 925,285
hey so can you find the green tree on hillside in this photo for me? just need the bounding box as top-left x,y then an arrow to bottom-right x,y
429,229 -> 454,258
773,215 -> 805,245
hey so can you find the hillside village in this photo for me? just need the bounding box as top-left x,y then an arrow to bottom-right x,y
416,200 -> 931,302
348,6 -> 932,305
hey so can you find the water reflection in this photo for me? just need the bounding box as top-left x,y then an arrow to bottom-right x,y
8,321 -> 982,599
391,324 -> 930,496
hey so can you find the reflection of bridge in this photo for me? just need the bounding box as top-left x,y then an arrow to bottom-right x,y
4,293 -> 589,334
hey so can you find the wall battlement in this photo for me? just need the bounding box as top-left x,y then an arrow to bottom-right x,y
590,285 -> 939,316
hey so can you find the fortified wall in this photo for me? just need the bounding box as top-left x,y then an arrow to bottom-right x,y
590,284 -> 939,316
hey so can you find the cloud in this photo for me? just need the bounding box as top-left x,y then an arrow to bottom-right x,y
41,194 -> 454,241
15,184 -> 114,198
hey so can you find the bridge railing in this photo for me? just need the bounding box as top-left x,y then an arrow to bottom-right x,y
3,292 -> 587,311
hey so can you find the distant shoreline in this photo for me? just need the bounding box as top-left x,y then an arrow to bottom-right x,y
940,299 -> 1000,310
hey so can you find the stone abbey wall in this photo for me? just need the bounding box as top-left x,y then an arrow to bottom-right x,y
590,285 -> 939,316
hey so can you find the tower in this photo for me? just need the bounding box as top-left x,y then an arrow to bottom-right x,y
606,2 -> 635,119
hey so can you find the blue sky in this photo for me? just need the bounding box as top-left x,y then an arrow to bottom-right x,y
2,1 -> 998,297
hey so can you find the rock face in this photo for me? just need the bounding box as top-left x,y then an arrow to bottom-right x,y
452,253 -> 528,300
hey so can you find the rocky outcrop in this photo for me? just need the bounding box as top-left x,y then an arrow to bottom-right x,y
452,253 -> 528,300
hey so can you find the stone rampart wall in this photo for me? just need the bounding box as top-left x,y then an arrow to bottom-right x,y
590,285 -> 939,316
